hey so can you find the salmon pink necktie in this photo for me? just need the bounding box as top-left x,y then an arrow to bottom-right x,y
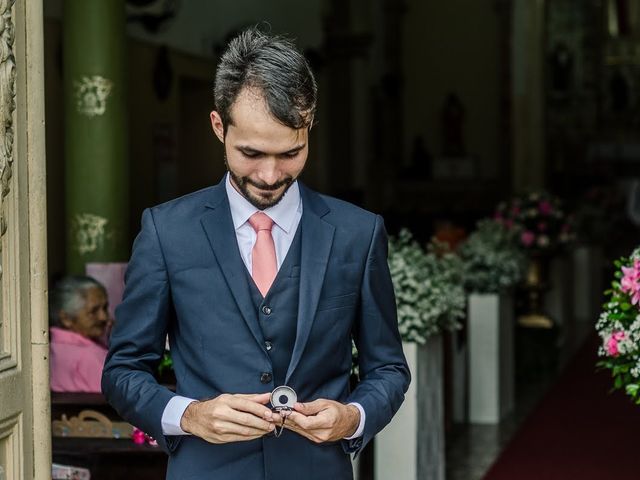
249,212 -> 277,297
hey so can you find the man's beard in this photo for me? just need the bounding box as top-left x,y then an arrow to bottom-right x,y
227,167 -> 294,210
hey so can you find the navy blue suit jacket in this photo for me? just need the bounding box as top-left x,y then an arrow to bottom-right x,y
102,179 -> 410,479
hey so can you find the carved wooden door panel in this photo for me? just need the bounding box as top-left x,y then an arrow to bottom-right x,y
0,1 -> 50,479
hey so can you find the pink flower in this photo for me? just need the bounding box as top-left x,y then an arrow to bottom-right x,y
132,427 -> 146,445
521,231 -> 535,247
537,221 -> 547,232
606,331 -> 626,357
145,434 -> 158,447
539,201 -> 553,215
620,259 -> 640,305
511,206 -> 521,215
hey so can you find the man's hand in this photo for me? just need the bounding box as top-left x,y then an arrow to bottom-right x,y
180,392 -> 278,444
284,399 -> 360,443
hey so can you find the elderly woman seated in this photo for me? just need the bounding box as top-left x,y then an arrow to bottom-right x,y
49,275 -> 111,393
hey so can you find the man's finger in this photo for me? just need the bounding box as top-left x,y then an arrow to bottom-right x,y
211,419 -> 275,438
286,411 -> 327,430
201,420 -> 274,444
294,399 -> 329,416
226,395 -> 275,420
236,392 -> 272,405
283,421 -> 323,443
217,408 -> 276,432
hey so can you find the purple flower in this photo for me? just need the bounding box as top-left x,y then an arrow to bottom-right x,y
521,231 -> 535,247
539,200 -> 553,215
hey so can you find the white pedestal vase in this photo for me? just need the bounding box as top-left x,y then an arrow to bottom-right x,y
468,293 -> 515,424
375,336 -> 444,480
450,329 -> 467,423
352,455 -> 360,480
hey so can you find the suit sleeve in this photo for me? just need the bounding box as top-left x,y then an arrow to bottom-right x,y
101,208 -> 180,453
344,215 -> 411,453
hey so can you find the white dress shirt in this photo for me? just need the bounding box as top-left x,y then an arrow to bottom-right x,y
161,174 -> 365,439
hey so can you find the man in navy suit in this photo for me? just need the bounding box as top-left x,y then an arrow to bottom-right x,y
102,27 -> 410,479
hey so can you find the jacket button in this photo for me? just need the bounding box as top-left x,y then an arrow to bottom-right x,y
265,341 -> 273,351
260,372 -> 273,384
262,306 -> 272,315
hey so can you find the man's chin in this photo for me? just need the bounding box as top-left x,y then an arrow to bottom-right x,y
249,193 -> 283,210
247,187 -> 287,209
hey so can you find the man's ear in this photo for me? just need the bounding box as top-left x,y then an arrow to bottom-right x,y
210,111 -> 225,143
59,311 -> 74,330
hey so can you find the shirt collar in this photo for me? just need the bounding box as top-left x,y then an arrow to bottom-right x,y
225,173 -> 301,234
50,326 -> 102,348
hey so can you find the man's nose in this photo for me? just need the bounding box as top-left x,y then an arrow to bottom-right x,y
257,159 -> 279,185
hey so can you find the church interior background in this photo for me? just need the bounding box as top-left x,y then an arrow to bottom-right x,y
16,0 -> 640,478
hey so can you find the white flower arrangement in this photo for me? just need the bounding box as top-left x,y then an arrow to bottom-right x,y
388,229 -> 466,344
459,219 -> 527,294
596,247 -> 640,403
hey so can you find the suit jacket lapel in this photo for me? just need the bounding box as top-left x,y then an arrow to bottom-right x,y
200,181 -> 266,352
286,184 -> 334,384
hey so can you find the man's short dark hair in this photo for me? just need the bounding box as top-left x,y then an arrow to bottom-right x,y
214,27 -> 317,133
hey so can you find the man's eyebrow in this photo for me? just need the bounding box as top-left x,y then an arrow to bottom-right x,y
236,146 -> 263,154
236,144 -> 306,155
280,144 -> 306,155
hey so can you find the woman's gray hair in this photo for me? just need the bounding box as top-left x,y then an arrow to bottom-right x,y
214,26 -> 317,133
49,275 -> 106,327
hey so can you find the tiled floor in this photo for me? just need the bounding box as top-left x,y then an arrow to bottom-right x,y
445,376 -> 553,480
445,328 -> 582,480
356,328 -> 588,480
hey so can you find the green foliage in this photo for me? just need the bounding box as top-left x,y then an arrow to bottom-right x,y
459,219 -> 527,294
157,350 -> 173,376
388,229 -> 465,344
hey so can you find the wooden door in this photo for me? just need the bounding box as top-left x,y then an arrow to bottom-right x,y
0,0 -> 50,478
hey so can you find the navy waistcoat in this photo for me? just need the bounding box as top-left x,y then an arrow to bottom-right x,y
245,224 -> 302,387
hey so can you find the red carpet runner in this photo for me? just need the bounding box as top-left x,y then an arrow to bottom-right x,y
483,336 -> 640,480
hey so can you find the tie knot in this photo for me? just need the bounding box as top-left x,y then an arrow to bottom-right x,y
249,212 -> 274,232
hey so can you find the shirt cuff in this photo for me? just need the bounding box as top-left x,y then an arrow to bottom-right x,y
343,402 -> 365,440
161,395 -> 196,436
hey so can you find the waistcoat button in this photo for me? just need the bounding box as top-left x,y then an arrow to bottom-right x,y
262,306 -> 272,315
260,372 -> 273,384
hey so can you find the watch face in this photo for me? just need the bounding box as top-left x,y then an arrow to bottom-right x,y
270,385 -> 297,410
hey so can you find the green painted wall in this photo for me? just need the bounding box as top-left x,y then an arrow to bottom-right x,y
64,0 -> 128,273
